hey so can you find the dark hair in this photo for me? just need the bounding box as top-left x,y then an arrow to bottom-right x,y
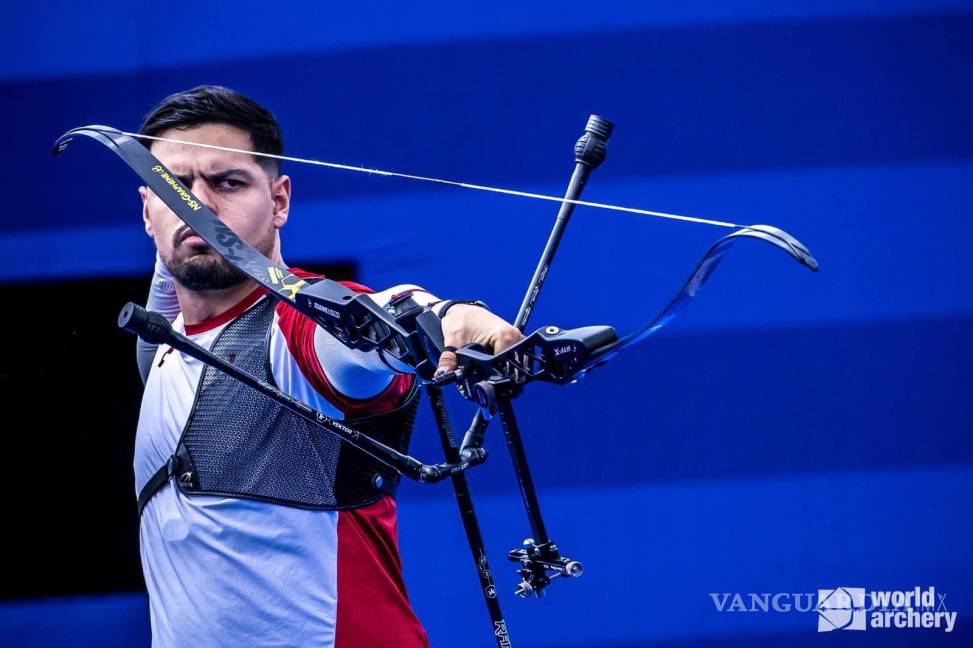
139,85 -> 284,174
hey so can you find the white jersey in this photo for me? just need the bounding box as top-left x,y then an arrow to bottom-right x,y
135,276 -> 433,647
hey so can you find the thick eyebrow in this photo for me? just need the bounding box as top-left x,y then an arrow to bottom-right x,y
202,168 -> 255,182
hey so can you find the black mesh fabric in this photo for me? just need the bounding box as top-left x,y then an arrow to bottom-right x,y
174,297 -> 418,510
334,390 -> 419,504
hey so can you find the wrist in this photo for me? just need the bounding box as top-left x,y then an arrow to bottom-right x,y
435,299 -> 490,319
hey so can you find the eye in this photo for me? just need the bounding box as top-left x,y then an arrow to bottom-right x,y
218,178 -> 245,189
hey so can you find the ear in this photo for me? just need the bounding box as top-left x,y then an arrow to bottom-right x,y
139,185 -> 155,238
271,175 -> 291,229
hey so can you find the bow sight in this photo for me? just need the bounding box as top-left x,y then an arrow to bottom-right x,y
55,114 -> 816,648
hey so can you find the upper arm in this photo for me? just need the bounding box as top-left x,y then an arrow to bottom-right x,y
270,284 -> 421,419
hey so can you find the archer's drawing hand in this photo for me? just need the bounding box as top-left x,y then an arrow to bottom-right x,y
435,305 -> 523,376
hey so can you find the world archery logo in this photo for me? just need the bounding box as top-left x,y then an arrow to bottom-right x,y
816,587 -> 866,632
710,585 -> 957,633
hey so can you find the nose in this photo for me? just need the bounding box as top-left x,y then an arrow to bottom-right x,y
187,177 -> 218,215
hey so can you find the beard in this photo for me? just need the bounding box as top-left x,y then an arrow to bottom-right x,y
164,225 -> 275,291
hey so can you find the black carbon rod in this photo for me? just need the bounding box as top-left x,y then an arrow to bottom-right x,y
426,385 -> 512,647
461,115 -> 613,452
495,397 -> 548,545
515,114 -> 614,329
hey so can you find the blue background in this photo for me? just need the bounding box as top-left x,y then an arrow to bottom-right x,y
1,1 -> 971,646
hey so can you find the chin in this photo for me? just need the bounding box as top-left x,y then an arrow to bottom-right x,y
171,252 -> 247,291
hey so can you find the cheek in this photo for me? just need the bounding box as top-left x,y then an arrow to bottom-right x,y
147,207 -> 180,243
259,191 -> 276,217
241,194 -> 277,232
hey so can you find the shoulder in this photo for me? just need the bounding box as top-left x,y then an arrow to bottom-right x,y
274,269 -> 373,323
269,270 -> 412,418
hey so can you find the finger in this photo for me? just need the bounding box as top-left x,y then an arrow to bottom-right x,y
492,327 -> 525,354
434,347 -> 458,377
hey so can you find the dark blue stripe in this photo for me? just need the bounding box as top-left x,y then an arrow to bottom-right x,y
403,316 -> 973,493
16,12 -> 973,232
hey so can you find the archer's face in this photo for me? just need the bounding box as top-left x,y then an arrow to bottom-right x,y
140,123 -> 291,290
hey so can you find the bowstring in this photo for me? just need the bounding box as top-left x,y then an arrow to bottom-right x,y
123,130 -> 740,229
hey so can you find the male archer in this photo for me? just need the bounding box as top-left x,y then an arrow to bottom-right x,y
134,85 -> 521,647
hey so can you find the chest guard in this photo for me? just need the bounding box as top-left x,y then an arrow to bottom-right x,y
138,297 -> 419,514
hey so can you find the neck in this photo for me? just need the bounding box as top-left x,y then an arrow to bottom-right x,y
175,280 -> 260,326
